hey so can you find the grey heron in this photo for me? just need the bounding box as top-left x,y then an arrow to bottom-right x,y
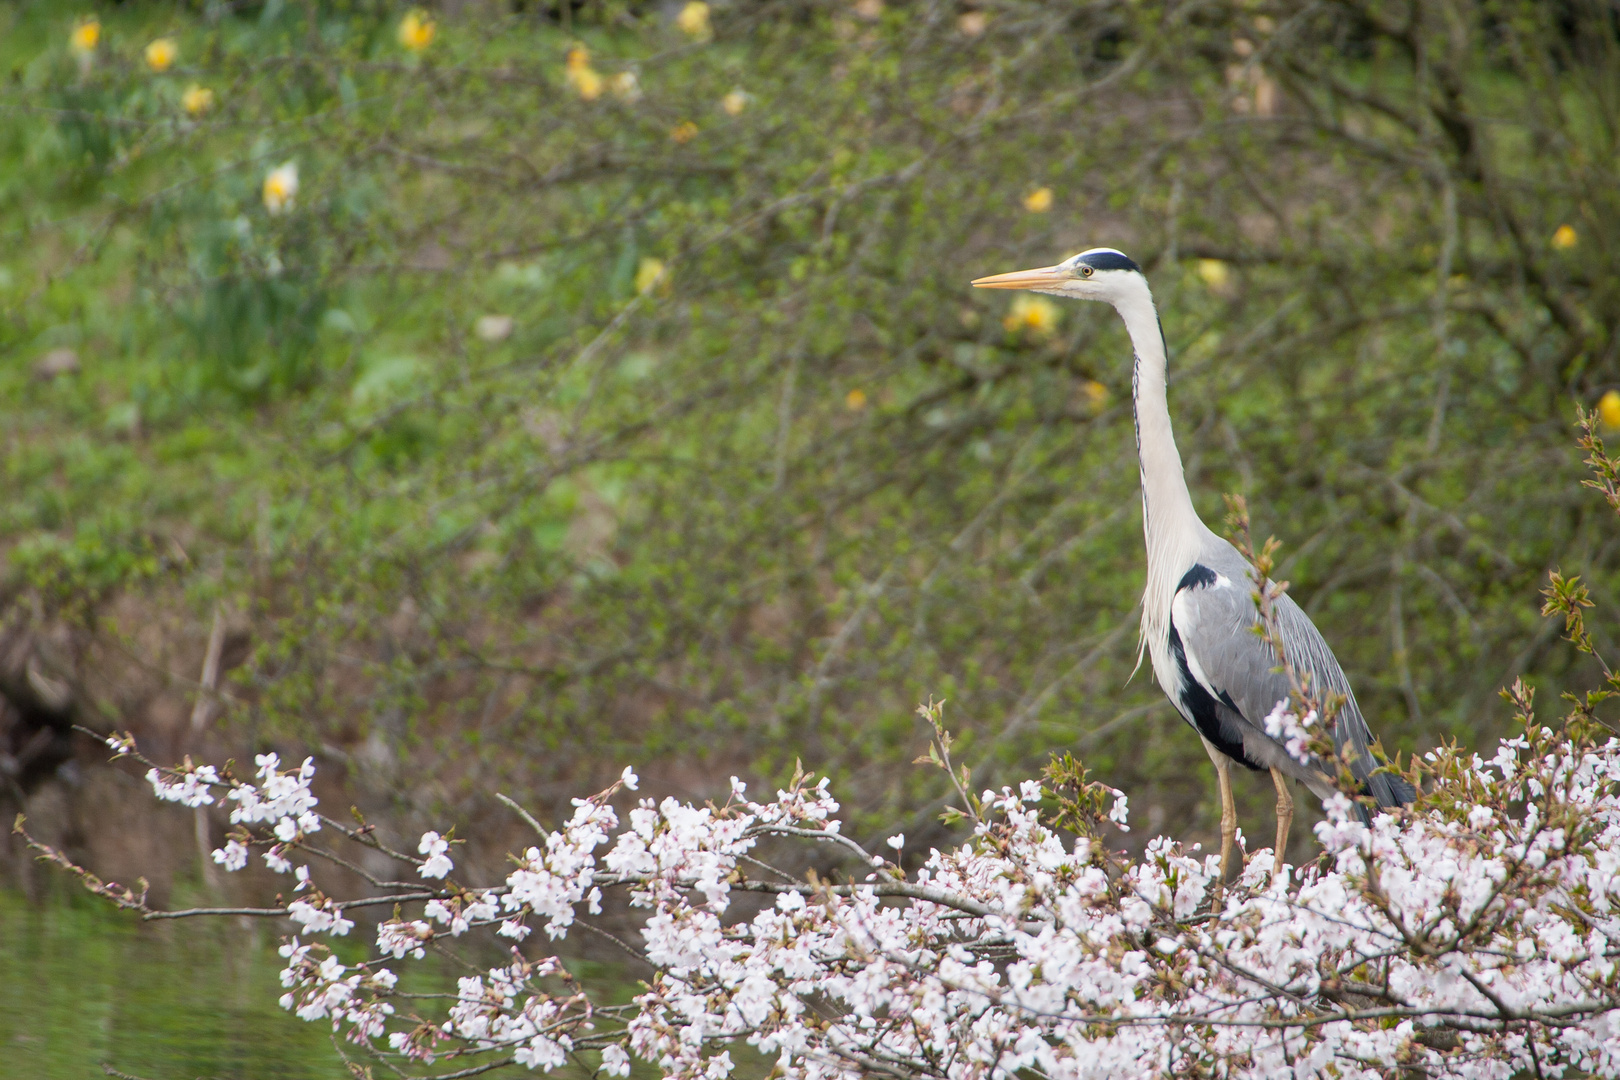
972,248 -> 1414,876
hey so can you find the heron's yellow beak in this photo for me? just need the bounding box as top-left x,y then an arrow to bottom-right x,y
970,266 -> 1069,290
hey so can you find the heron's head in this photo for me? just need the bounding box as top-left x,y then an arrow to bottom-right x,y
971,248 -> 1145,305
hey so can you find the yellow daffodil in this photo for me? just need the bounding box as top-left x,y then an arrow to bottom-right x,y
1004,294 -> 1060,336
398,10 -> 436,52
721,89 -> 747,116
572,67 -> 603,100
676,1 -> 712,40
182,84 -> 215,116
670,120 -> 699,144
845,388 -> 868,411
958,11 -> 987,35
1552,224 -> 1578,250
1197,258 -> 1231,289
144,37 -> 178,72
71,17 -> 100,54
262,161 -> 299,215
609,71 -> 641,101
634,257 -> 667,295
1600,390 -> 1620,430
564,50 -> 603,100
1023,187 -> 1053,213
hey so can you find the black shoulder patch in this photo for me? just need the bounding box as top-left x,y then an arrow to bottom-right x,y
1081,250 -> 1141,273
1176,563 -> 1218,591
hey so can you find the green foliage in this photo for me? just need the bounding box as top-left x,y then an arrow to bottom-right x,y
1,0 -> 1617,848
10,524 -> 160,617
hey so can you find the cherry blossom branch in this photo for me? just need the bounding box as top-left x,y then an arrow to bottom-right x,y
142,894 -> 450,920
41,693 -> 1620,1080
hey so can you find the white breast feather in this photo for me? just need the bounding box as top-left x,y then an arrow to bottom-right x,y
1170,577 -> 1231,703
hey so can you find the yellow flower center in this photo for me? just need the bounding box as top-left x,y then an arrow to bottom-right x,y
71,18 -> 101,54
399,11 -> 436,51
263,163 -> 299,214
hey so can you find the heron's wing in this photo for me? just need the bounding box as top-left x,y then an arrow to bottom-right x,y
1171,564 -> 1412,808
1270,592 -> 1414,808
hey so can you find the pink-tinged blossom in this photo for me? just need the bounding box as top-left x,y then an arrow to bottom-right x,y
211,840 -> 248,871
377,918 -> 431,960
600,1043 -> 632,1077
424,892 -> 498,937
288,898 -> 353,937
1262,700 -> 1317,765
226,753 -> 320,841
1108,788 -> 1131,830
147,764 -> 219,807
418,831 -> 453,879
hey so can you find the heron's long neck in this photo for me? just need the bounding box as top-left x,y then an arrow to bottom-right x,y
1116,280 -> 1206,675
1118,284 -> 1201,542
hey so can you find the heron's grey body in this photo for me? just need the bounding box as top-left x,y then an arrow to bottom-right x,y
973,247 -> 1412,871
1160,536 -> 1413,808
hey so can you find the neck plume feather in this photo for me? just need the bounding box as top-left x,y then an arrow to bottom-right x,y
1113,278 -> 1207,677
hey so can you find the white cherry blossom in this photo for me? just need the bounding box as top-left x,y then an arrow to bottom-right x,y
53,700 -> 1620,1080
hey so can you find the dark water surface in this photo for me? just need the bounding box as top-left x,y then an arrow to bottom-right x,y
0,888 -> 342,1079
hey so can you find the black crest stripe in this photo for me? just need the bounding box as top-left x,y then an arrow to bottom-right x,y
1081,250 -> 1141,273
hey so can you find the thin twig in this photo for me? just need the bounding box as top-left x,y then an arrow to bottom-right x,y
495,792 -> 552,840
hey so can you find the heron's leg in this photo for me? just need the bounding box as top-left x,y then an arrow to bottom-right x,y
1213,752 -> 1237,881
1198,737 -> 1241,881
1270,767 -> 1294,873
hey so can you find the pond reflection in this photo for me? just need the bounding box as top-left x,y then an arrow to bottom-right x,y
0,888 -> 341,1079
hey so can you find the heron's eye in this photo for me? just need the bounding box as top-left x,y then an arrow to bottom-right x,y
1078,265 -> 1095,278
